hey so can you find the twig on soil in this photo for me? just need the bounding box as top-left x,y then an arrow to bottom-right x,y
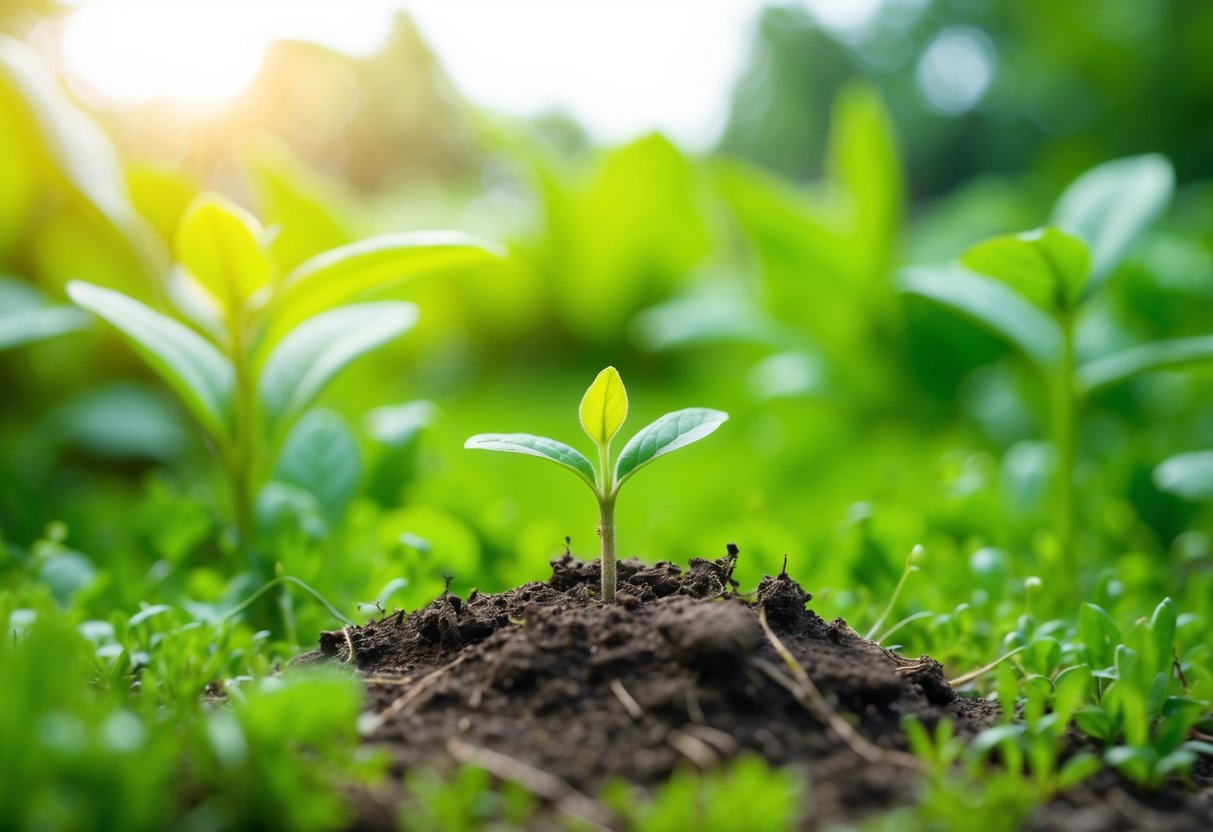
446,738 -> 614,830
361,653 -> 470,735
609,678 -> 644,721
341,627 -> 356,664
667,729 -> 719,769
362,675 -> 415,686
756,606 -> 922,771
683,724 -> 740,756
947,644 -> 1029,688
685,688 -> 705,725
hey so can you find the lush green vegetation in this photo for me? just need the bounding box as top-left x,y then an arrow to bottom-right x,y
2,2 -> 1212,829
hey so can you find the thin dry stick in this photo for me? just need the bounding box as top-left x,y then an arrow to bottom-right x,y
447,738 -> 614,830
666,729 -> 719,769
757,606 -> 922,770
341,626 -> 356,664
947,644 -> 1029,688
362,675 -> 416,686
361,653 -> 469,735
609,678 -> 644,721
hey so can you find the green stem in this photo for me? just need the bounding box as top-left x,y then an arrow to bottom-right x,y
599,495 -> 617,602
227,308 -> 260,564
1054,312 -> 1078,560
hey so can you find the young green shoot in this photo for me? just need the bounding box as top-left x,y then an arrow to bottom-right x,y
465,367 -> 728,602
866,543 -> 924,641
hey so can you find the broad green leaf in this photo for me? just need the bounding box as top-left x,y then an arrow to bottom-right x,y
1053,154 -> 1174,289
464,433 -> 597,489
1154,451 -> 1213,501
614,408 -> 728,487
273,409 -> 361,522
579,366 -> 628,446
900,264 -> 1063,374
267,231 -> 502,342
66,281 -> 233,441
961,227 -> 1090,312
258,301 -> 417,437
1076,334 -> 1213,394
0,276 -> 89,350
175,194 -> 271,311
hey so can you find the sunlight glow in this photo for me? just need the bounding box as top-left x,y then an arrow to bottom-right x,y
60,0 -> 392,107
59,0 -> 761,145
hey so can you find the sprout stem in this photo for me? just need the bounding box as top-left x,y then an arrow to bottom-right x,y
598,495 -> 617,601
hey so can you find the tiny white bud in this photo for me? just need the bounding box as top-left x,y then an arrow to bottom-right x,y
1025,576 -> 1042,592
908,544 -> 926,566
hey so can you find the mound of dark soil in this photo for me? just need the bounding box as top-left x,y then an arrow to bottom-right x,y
294,550 -> 1212,830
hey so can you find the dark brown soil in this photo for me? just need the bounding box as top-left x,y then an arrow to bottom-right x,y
294,550 -> 1212,830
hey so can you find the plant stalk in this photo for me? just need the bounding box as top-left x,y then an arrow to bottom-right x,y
1054,311 -> 1078,561
598,496 -> 616,602
227,307 -> 259,564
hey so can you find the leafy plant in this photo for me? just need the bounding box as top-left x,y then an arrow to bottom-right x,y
901,155 -> 1190,557
465,366 -> 727,600
68,193 -> 500,562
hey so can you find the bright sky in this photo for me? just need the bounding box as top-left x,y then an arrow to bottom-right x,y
56,0 -> 888,148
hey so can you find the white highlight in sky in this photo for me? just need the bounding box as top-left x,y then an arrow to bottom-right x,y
59,0 -> 887,145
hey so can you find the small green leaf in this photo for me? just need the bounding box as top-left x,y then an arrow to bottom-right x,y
900,264 -> 1063,374
175,194 -> 272,311
258,301 -> 417,437
579,366 -> 628,447
961,227 -> 1090,312
1053,154 -> 1174,288
273,409 -> 361,522
465,433 -> 597,489
66,281 -> 233,442
1079,603 -> 1121,669
267,231 -> 502,343
1154,451 -> 1213,501
1077,334 -> 1213,394
1149,597 -> 1177,662
614,408 -> 728,487
1057,752 -> 1103,789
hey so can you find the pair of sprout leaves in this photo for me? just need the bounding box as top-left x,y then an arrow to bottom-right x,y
467,367 -> 727,601
64,194 -> 499,458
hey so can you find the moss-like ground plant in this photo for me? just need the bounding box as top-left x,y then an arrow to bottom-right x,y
466,367 -> 727,601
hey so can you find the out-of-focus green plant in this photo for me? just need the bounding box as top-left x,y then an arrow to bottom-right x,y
68,194 -> 500,562
636,82 -> 902,406
465,366 -> 727,601
900,155 -> 1213,558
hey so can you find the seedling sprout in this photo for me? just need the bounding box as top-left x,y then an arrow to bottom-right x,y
466,367 -> 727,601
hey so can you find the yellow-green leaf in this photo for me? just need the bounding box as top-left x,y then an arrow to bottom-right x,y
578,366 -> 628,446
175,193 -> 271,312
961,227 -> 1090,313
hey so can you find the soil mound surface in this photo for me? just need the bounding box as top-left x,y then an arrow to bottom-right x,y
294,550 -> 1211,830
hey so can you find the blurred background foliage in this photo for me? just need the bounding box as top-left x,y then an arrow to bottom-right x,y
1,1 -> 1213,810
3,0 -> 1213,827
